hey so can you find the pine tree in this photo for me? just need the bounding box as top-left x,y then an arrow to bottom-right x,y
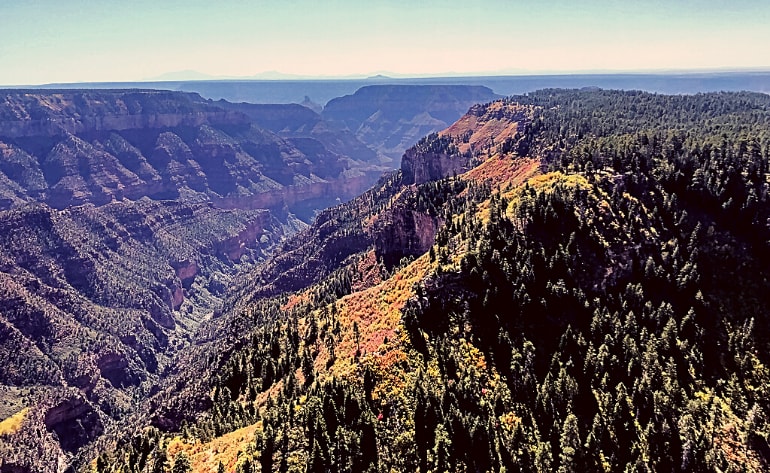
558,413 -> 581,473
171,452 -> 191,473
152,447 -> 169,473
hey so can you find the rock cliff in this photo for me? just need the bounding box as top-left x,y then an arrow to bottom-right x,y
0,90 -> 385,215
323,85 -> 501,162
401,100 -> 531,184
0,90 -> 246,138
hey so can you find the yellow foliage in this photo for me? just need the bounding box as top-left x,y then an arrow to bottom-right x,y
165,436 -> 187,458
321,253 -> 433,382
458,338 -> 488,377
165,422 -> 262,473
499,411 -> 522,432
0,407 -> 28,436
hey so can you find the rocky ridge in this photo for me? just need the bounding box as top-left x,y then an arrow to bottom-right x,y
238,99 -> 532,306
322,85 -> 501,163
0,90 -> 385,215
0,197 -> 302,471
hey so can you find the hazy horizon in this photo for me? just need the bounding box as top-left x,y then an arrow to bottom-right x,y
2,0 -> 770,86
131,66 -> 770,83
0,67 -> 755,87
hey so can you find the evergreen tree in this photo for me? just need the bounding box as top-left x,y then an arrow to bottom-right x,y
171,452 -> 191,473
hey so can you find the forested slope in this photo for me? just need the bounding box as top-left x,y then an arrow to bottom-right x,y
0,89 -> 379,472
80,90 -> 770,472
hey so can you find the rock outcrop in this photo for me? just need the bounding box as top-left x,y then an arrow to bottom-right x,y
0,90 -> 386,215
401,100 -> 532,185
371,202 -> 440,264
323,85 -> 500,161
0,90 -> 247,138
44,396 -> 103,453
400,144 -> 471,185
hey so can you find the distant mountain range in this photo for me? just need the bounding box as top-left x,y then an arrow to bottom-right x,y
23,71 -> 770,106
144,68 -> 770,82
145,70 -> 376,81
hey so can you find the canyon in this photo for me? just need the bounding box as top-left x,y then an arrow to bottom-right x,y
0,84 -> 502,471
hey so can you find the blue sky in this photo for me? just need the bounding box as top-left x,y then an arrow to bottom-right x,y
1,0 -> 769,85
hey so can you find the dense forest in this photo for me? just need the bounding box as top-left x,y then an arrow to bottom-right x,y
83,89 -> 770,472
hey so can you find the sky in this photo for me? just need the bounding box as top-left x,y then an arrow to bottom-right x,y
1,0 -> 769,85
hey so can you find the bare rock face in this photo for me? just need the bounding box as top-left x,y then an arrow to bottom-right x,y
172,260 -> 199,284
401,146 -> 471,186
171,284 -> 185,310
43,396 -> 103,454
97,352 -> 137,388
372,205 -> 440,264
0,91 -> 248,138
366,185 -> 442,266
0,90 -> 387,215
43,134 -> 145,207
216,219 -> 264,262
149,300 -> 176,329
214,101 -> 384,168
323,85 -> 500,161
